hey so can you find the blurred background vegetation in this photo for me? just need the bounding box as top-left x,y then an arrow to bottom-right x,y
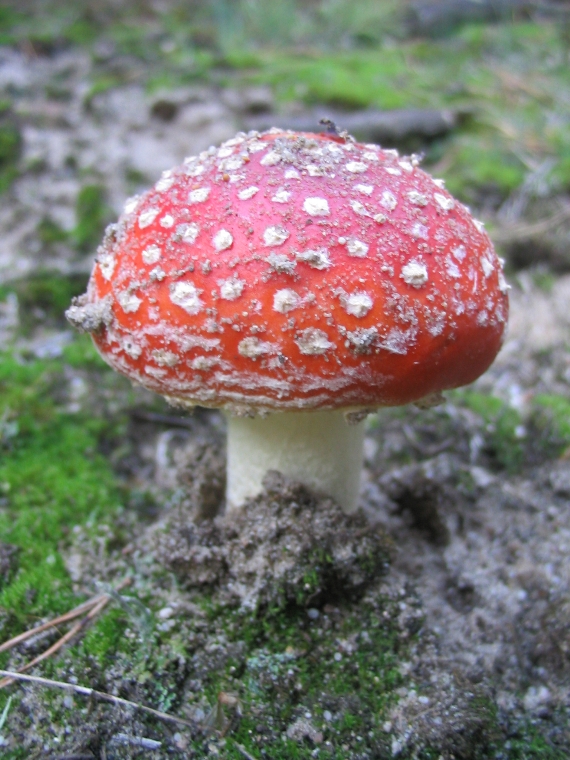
0,0 -> 569,211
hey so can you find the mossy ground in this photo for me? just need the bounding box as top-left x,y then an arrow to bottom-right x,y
0,344 -> 124,636
0,276 -> 569,757
0,306 -> 405,756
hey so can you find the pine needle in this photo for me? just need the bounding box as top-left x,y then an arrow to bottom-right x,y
0,578 -> 132,689
0,670 -> 196,729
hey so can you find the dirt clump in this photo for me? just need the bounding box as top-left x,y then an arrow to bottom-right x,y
167,437 -> 227,523
378,455 -> 460,546
156,470 -> 393,611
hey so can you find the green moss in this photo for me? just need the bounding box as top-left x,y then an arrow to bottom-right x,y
1,6 -> 101,51
0,103 -> 21,196
0,345 -> 124,638
450,390 -> 570,470
499,716 -> 570,759
223,49 -> 421,110
61,335 -> 107,369
0,271 -> 88,335
0,8 -> 26,45
452,391 -> 525,472
78,607 -> 129,666
534,395 -> 570,436
372,388 -> 570,474
144,50 -> 217,91
83,73 -> 128,105
532,395 -> 570,455
6,580 -> 400,755
36,217 -> 68,247
72,184 -> 111,254
0,751 -> 28,760
444,136 -> 527,201
35,185 -> 110,255
61,15 -> 100,46
197,599 -> 403,758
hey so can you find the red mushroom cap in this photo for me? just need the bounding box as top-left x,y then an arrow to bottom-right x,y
68,129 -> 509,414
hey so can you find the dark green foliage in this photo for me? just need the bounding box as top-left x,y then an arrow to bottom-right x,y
531,395 -> 570,458
0,102 -> 20,195
36,185 -> 110,255
0,8 -> 26,45
459,391 -> 526,472
0,271 -> 88,334
36,217 -> 68,246
371,388 -> 570,475
72,184 -> 111,253
497,716 -> 570,760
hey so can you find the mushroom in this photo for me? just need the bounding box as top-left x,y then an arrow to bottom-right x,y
66,128 -> 509,513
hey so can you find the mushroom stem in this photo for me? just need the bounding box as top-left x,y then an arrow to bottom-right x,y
225,410 -> 366,514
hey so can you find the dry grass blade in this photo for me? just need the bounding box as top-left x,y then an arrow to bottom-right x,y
492,205 -> 570,244
0,578 -> 131,688
0,670 -> 196,729
234,743 -> 258,760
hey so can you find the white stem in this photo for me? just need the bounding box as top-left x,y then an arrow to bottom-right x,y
225,410 -> 365,514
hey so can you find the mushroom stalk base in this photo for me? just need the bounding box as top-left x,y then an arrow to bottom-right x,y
225,410 -> 366,514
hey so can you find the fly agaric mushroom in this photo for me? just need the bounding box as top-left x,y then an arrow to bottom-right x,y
66,128 -> 508,513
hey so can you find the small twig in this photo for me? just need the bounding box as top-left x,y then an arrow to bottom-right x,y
0,670 -> 196,729
234,743 -> 258,760
111,733 -> 162,750
0,578 -> 131,689
402,424 -> 454,458
492,205 -> 570,244
131,410 -> 195,428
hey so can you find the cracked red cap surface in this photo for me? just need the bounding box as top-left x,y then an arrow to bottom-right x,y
67,128 -> 509,414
